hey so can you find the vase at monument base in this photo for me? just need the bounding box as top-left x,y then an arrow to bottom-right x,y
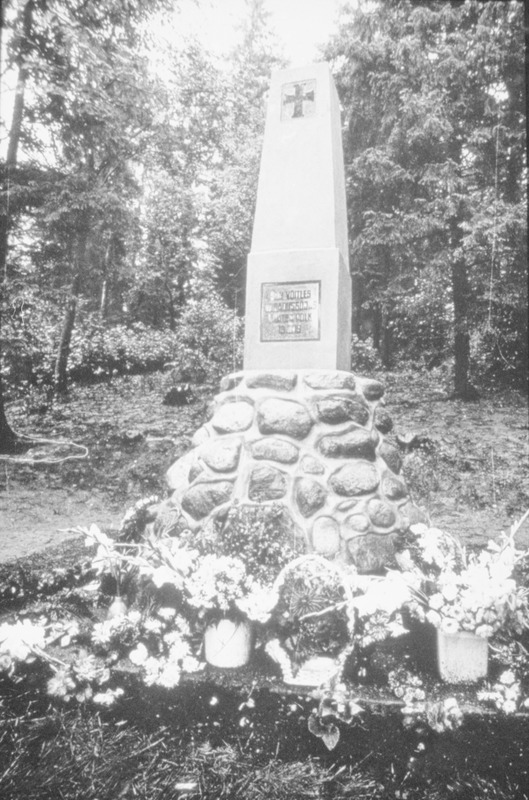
203,617 -> 254,669
436,629 -> 489,684
157,368 -> 425,574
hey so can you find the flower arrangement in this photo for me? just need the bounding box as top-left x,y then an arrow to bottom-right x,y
127,613 -> 202,688
477,669 -> 528,714
83,521 -> 279,674
265,555 -> 355,685
78,524 -> 204,687
0,618 -> 48,674
1,501 -> 528,736
200,504 -> 301,584
352,571 -> 412,649
185,554 -> 277,625
403,513 -> 529,639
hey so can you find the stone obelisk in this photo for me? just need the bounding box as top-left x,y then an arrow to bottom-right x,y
243,62 -> 352,371
162,63 -> 424,573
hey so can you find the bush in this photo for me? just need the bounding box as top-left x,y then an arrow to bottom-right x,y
2,296 -> 59,394
171,295 -> 243,383
2,294 -> 244,396
350,335 -> 383,373
67,320 -> 177,382
471,319 -> 528,391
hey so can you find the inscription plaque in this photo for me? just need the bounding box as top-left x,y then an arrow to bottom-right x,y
261,281 -> 321,342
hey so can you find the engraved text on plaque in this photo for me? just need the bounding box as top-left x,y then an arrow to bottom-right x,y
260,281 -> 321,341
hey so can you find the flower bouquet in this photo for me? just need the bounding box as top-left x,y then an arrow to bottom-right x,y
185,554 -> 277,668
82,525 -> 204,687
404,514 -> 529,682
265,555 -> 355,686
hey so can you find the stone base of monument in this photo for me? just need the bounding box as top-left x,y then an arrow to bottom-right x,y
160,369 -> 425,573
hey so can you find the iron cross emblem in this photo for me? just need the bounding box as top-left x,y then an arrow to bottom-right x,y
281,80 -> 316,120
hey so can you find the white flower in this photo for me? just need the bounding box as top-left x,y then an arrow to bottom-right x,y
498,670 -> 517,686
387,617 -> 408,638
441,582 -> 459,602
0,619 -> 46,662
182,655 -> 203,673
91,620 -> 114,646
84,524 -> 109,548
93,688 -> 124,706
172,617 -> 191,637
151,566 -> 183,590
143,618 -> 163,634
428,593 -> 445,611
504,683 -> 521,701
129,643 -> 149,665
439,617 -> 460,634
157,607 -> 176,620
425,610 -> 442,628
236,584 -> 278,623
418,530 -> 447,567
0,653 -> 14,674
474,624 -> 494,638
157,662 -> 182,688
410,523 -> 429,536
158,540 -> 198,575
185,555 -> 248,611
141,657 -> 161,686
165,637 -> 190,662
502,700 -> 517,715
355,573 -> 411,618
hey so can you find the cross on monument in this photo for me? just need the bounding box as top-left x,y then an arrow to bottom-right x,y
281,80 -> 315,119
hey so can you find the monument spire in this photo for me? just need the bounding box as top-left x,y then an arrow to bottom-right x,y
243,62 -> 352,371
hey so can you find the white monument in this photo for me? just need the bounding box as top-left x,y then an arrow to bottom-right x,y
243,62 -> 352,371
161,63 -> 424,574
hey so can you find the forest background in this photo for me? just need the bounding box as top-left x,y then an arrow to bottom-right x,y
0,0 -> 527,455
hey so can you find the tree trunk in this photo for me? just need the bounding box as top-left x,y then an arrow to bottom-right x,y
380,246 -> 393,368
0,374 -> 21,453
450,216 -> 478,399
100,279 -> 108,318
99,237 -> 113,319
54,231 -> 86,396
0,0 -> 34,452
380,307 -> 392,369
372,304 -> 382,354
54,276 -> 80,396
351,267 -> 362,338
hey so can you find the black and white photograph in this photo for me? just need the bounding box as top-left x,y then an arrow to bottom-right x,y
0,1 -> 527,797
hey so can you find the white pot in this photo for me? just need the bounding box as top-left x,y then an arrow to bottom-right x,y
436,629 -> 488,683
204,618 -> 253,669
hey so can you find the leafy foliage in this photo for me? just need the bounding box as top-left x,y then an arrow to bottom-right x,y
205,504 -> 301,584
2,291 -> 243,397
327,0 -> 527,389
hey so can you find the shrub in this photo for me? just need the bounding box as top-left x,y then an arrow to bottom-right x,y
172,295 -> 243,383
2,294 -> 244,396
350,335 -> 383,373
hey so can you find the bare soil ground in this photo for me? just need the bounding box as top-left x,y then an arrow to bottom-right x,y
0,369 -> 528,565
